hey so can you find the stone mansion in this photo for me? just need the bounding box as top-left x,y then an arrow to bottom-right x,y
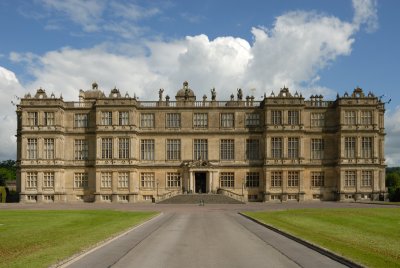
16,81 -> 387,203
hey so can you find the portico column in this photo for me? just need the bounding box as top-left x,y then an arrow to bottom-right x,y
208,171 -> 212,193
189,171 -> 193,193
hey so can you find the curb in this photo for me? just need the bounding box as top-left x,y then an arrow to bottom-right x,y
54,212 -> 163,268
238,212 -> 363,268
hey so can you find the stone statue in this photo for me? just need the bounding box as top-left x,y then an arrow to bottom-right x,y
230,94 -> 234,101
211,87 -> 217,101
158,88 -> 164,101
211,88 -> 216,101
184,88 -> 189,100
237,88 -> 243,100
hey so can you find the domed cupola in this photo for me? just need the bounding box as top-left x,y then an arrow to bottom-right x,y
175,81 -> 196,101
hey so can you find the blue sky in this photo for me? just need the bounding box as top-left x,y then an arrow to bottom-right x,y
0,0 -> 399,165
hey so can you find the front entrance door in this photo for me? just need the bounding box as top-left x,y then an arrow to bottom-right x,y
195,172 -> 207,193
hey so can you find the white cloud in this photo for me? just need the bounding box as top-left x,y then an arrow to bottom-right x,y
38,0 -> 160,37
3,0 -> 391,162
109,1 -> 160,21
40,0 -> 106,32
0,67 -> 25,160
353,0 -> 378,32
385,107 -> 400,167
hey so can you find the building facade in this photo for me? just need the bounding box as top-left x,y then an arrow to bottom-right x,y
16,82 -> 387,203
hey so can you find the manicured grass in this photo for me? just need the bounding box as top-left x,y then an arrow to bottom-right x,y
244,208 -> 400,268
0,210 -> 157,268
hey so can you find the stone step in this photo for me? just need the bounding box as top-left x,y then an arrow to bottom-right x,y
157,194 -> 244,204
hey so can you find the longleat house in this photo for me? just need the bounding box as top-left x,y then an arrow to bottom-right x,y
16,81 -> 387,203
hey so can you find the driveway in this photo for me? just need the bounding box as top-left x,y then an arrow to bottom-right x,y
62,205 -> 351,268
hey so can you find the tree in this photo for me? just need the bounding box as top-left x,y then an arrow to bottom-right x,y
0,160 -> 16,181
386,172 -> 400,202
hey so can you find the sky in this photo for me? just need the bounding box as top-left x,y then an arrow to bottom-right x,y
0,0 -> 399,166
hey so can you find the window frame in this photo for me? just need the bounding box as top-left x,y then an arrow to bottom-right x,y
220,139 -> 234,160
141,139 -> 155,160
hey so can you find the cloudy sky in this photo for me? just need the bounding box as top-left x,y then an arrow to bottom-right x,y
0,0 -> 399,166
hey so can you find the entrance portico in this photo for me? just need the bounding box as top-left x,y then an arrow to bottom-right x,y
183,160 -> 218,193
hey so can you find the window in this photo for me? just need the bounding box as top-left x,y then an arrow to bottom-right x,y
74,114 -> 88,127
101,172 -> 112,188
118,195 -> 129,202
345,171 -> 356,187
167,173 -> 181,188
43,195 -> 54,201
271,110 -> 282,125
271,171 -> 282,187
362,171 -> 372,187
311,113 -> 325,127
27,138 -> 37,159
220,172 -> 234,188
141,173 -> 155,188
166,113 -> 181,128
119,138 -> 129,159
288,137 -> 299,159
311,172 -> 324,187
245,113 -> 260,127
28,112 -> 38,126
102,138 -> 113,159
221,113 -> 234,128
344,111 -> 356,125
288,110 -> 299,125
44,112 -> 54,126
119,111 -> 129,126
288,171 -> 299,187
118,172 -> 129,188
194,139 -> 208,160
271,137 -> 282,158
246,172 -> 259,188
361,137 -> 373,158
74,139 -> 88,160
43,172 -> 54,188
220,139 -> 234,160
101,111 -> 112,125
246,139 -> 260,160
44,138 -> 54,159
141,139 -> 155,160
361,111 -> 372,125
271,195 -> 281,201
26,172 -> 38,188
74,173 -> 88,188
140,113 -> 154,128
311,139 -> 324,159
345,137 -> 356,158
193,113 -> 208,128
166,139 -> 181,160
101,195 -> 111,201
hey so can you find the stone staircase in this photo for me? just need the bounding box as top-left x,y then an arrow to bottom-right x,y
157,194 -> 244,204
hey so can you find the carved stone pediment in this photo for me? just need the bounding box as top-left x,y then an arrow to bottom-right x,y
182,159 -> 214,168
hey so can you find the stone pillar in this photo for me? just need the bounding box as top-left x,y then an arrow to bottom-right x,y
208,171 -> 213,193
189,172 -> 194,193
95,171 -> 101,193
129,170 -> 137,193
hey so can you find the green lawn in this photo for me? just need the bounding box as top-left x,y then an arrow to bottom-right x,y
0,210 -> 157,268
244,208 -> 400,268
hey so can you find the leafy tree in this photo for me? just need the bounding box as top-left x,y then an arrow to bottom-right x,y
386,171 -> 400,202
0,160 -> 16,181
0,174 -> 6,186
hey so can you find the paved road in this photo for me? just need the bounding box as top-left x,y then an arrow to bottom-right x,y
65,210 -> 346,268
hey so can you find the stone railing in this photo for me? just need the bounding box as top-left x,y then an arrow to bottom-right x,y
157,189 -> 182,202
138,100 -> 261,108
217,188 -> 246,203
